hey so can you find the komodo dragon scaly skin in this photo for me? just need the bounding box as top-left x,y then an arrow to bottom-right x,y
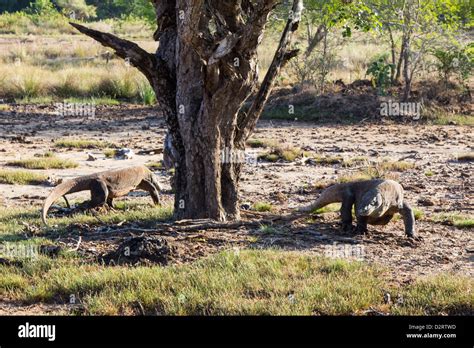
299,179 -> 415,238
42,166 -> 162,225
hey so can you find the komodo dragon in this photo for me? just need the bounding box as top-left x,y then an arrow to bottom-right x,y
299,179 -> 415,238
42,166 -> 162,225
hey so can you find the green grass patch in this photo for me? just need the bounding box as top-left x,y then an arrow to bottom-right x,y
0,249 -> 471,315
0,203 -> 173,239
253,202 -> 273,212
246,138 -> 279,149
103,149 -> 118,158
391,274 -> 474,315
137,82 -> 156,105
247,138 -> 267,148
433,213 -> 474,229
55,139 -> 111,150
413,208 -> 424,221
0,169 -> 48,185
311,203 -> 341,215
146,162 -> 164,170
258,153 -> 280,162
63,97 -> 121,106
426,111 -> 474,126
7,156 -> 78,170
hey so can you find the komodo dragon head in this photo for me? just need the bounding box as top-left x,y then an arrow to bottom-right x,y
357,180 -> 403,218
357,190 -> 385,217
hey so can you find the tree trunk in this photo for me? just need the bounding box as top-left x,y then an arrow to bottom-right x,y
305,24 -> 326,57
387,26 -> 396,84
401,7 -> 412,101
395,35 -> 406,83
71,0 -> 303,221
402,40 -> 412,101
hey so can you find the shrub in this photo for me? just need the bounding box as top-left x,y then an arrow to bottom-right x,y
366,53 -> 394,95
138,81 -> 156,105
432,44 -> 473,85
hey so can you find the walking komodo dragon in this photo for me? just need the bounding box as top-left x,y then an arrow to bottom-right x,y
299,179 -> 416,238
42,166 -> 162,225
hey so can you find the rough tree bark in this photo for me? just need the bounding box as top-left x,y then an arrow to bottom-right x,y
71,0 -> 303,221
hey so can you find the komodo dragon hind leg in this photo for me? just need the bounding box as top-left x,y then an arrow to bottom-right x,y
138,179 -> 160,205
63,196 -> 71,209
88,179 -> 108,210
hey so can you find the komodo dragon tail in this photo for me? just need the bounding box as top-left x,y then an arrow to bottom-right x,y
149,172 -> 164,192
298,183 -> 345,213
42,178 -> 90,225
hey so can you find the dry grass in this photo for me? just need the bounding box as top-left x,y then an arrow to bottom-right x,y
0,12 -> 154,38
337,171 -> 375,183
55,139 -> 111,150
0,170 -> 48,185
379,160 -> 416,172
258,144 -> 308,163
7,156 -> 78,170
313,155 -> 344,165
0,63 -> 152,101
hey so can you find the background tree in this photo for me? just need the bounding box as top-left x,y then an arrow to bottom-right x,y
302,0 -> 378,57
0,0 -> 31,12
56,0 -> 96,19
71,0 -> 303,221
366,0 -> 472,99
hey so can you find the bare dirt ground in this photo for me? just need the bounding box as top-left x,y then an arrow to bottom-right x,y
0,104 -> 472,290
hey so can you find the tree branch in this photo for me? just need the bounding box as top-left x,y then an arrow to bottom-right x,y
239,0 -> 279,55
69,22 -> 171,95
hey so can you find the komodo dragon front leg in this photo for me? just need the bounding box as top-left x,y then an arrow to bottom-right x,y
400,201 -> 415,238
340,191 -> 355,233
